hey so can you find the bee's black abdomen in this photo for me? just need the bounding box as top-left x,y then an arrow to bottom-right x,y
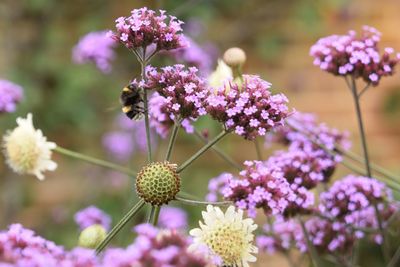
120,83 -> 145,120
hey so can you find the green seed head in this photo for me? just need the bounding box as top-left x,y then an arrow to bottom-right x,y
136,162 -> 180,206
78,224 -> 107,249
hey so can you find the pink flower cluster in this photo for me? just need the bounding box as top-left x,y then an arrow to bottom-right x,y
206,75 -> 290,140
74,205 -> 112,231
223,161 -> 295,218
72,31 -> 116,73
318,175 -> 395,242
310,25 -> 400,85
0,79 -> 23,113
256,218 -> 301,254
148,92 -> 194,138
110,8 -> 186,52
0,223 -> 210,267
205,172 -> 233,202
146,64 -> 208,120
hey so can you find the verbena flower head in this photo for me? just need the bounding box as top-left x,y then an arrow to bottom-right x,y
74,205 -> 112,231
72,31 -> 116,73
124,223 -> 210,267
149,92 -> 194,138
110,8 -> 186,52
2,113 -> 57,180
319,175 -> 392,219
310,25 -> 399,86
189,205 -> 258,267
145,64 -> 208,122
205,172 -> 233,202
158,206 -> 188,230
298,218 -> 355,254
0,224 -> 98,266
319,175 -> 395,241
223,161 -> 295,217
256,218 -> 301,254
206,75 -> 290,140
0,79 -> 23,113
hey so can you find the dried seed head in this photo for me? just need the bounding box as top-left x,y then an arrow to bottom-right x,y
136,162 -> 180,206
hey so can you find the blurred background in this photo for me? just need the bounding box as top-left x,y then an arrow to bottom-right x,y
1,0 -> 400,266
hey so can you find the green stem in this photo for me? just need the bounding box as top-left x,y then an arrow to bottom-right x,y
194,129 -> 241,170
165,120 -> 181,161
151,206 -> 161,226
96,200 -> 145,254
147,205 -> 156,223
254,138 -> 263,161
349,76 -> 372,177
177,130 -> 229,173
175,195 -> 232,206
54,146 -> 136,176
298,217 -> 323,267
141,58 -> 152,163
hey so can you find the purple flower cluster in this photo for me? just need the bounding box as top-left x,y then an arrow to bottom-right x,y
168,37 -> 214,75
205,172 -> 233,202
310,25 -> 400,85
0,223 -> 210,267
148,92 -> 194,138
157,206 -> 188,230
256,219 -> 301,254
319,175 -> 395,241
110,8 -> 187,52
0,79 -> 23,113
110,224 -> 209,267
74,205 -> 112,231
145,64 -> 208,121
103,115 -> 157,160
223,161 -> 295,218
0,224 -> 98,266
72,31 -> 116,73
206,75 -> 290,140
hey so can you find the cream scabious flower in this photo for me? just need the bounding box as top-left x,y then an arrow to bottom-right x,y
208,60 -> 233,89
2,113 -> 57,180
189,205 -> 258,267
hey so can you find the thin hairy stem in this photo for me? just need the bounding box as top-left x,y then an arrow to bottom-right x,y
194,129 -> 241,170
147,205 -> 156,223
140,57 -> 152,163
177,130 -> 229,173
349,76 -> 372,177
54,146 -> 136,176
165,119 -> 181,161
254,138 -> 263,161
96,200 -> 145,254
358,83 -> 371,98
298,217 -> 323,267
175,195 -> 232,206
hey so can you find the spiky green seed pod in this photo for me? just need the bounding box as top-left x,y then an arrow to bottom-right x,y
136,162 -> 180,206
78,224 -> 107,249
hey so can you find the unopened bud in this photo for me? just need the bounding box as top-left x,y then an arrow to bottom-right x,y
78,224 -> 107,249
223,47 -> 246,67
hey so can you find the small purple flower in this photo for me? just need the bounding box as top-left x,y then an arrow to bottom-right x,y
158,207 -> 188,230
310,25 -> 399,86
74,205 -> 112,231
224,161 -> 295,217
110,8 -> 187,52
206,75 -> 290,140
0,79 -> 23,113
72,31 -> 116,73
206,172 -> 233,202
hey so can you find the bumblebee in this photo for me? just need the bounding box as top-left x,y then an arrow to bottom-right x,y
120,83 -> 145,120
